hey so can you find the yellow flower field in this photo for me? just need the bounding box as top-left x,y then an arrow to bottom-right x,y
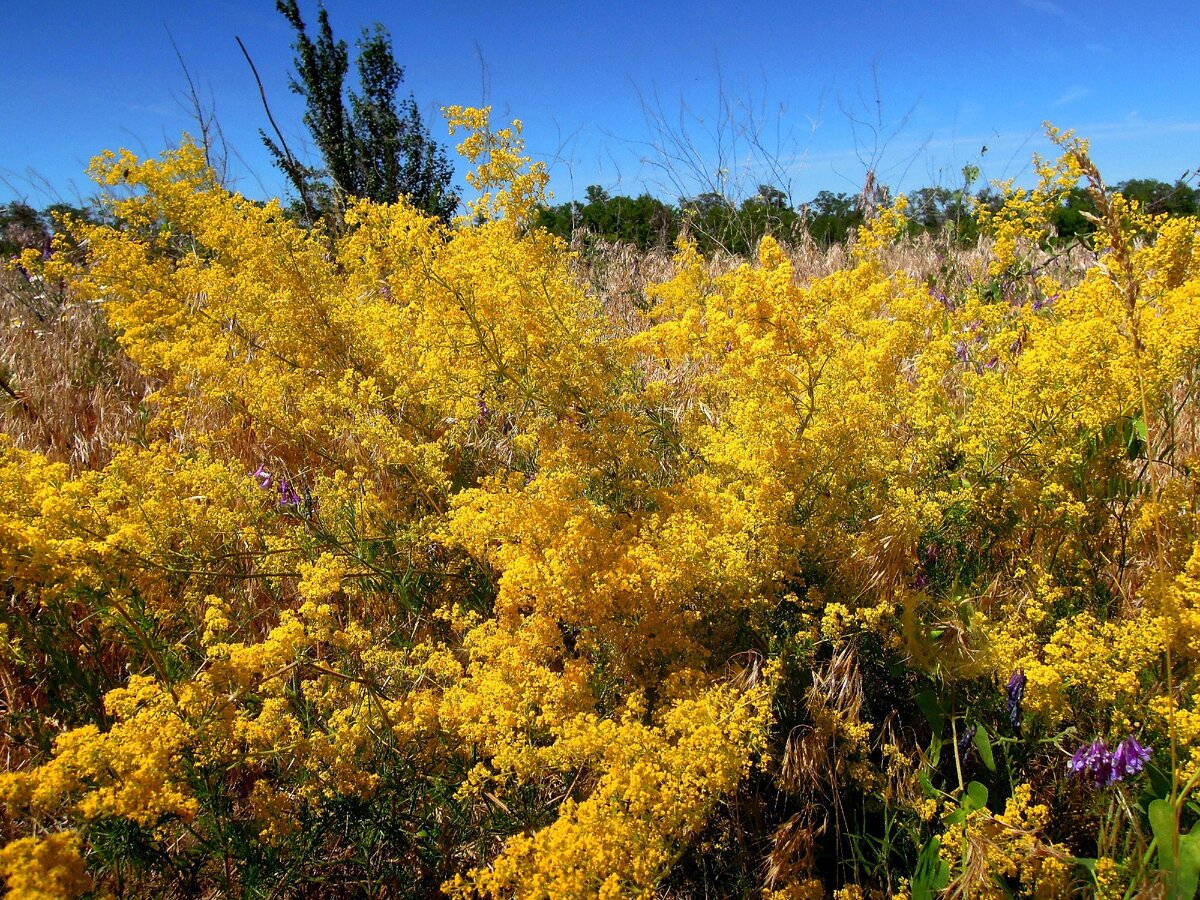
2,111 -> 1199,897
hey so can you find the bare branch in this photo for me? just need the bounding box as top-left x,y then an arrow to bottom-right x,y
236,34 -> 317,223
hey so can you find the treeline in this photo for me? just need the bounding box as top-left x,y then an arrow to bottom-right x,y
536,177 -> 1200,255
5,177 -> 1196,261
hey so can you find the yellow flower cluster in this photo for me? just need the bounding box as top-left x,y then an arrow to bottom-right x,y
0,833 -> 91,900
458,677 -> 773,898
938,783 -> 1072,898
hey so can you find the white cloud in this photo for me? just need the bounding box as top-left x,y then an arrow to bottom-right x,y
1052,86 -> 1091,108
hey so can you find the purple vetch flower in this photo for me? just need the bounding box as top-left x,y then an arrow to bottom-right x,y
1031,293 -> 1059,312
955,341 -> 970,363
912,571 -> 930,590
1069,736 -> 1152,787
1006,669 -> 1026,729
278,478 -> 301,508
1069,739 -> 1114,786
930,288 -> 955,311
959,724 -> 977,755
1112,736 -> 1151,780
252,466 -> 272,490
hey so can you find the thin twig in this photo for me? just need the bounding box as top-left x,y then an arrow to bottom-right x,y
236,35 -> 317,224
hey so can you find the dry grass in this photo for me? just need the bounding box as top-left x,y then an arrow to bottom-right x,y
579,231 -> 1096,341
0,266 -> 149,471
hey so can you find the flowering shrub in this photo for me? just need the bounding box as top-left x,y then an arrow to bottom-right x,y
1,116 -> 1199,897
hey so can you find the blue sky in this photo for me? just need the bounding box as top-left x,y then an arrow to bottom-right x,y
2,1 -> 1197,208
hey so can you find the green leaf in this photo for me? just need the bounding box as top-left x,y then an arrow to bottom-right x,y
973,725 -> 996,772
1155,798 -> 1200,900
919,770 -> 941,799
914,689 -> 945,733
1150,799 -> 1181,893
912,836 -> 950,900
1148,763 -> 1174,804
1178,826 -> 1200,900
927,733 -> 943,769
1128,414 -> 1149,459
966,781 -> 988,812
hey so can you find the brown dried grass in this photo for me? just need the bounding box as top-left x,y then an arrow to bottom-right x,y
0,266 -> 149,471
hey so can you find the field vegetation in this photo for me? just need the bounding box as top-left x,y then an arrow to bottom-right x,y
2,45 -> 1200,898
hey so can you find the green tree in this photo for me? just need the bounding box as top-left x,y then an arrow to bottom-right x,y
1117,177 -> 1199,217
536,187 -> 678,250
0,202 -> 48,258
266,0 -> 457,223
804,191 -> 862,247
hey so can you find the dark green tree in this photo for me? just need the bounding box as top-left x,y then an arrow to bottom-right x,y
1117,177 -> 1199,217
804,191 -> 863,247
265,1 -> 458,223
536,187 -> 678,250
0,202 -> 48,258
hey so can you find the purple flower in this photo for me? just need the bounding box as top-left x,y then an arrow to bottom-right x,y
1069,736 -> 1151,787
930,288 -> 955,311
1069,739 -> 1114,786
955,341 -> 970,363
1006,669 -> 1026,728
252,466 -> 271,490
1112,736 -> 1151,780
1067,742 -> 1090,775
959,724 -> 977,754
278,478 -> 301,508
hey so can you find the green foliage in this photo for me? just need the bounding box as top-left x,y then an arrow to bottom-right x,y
536,184 -> 842,254
535,186 -> 675,250
1148,797 -> 1200,899
912,835 -> 951,899
804,190 -> 864,246
535,174 -> 1199,257
266,0 -> 457,223
0,202 -> 48,258
684,185 -> 806,256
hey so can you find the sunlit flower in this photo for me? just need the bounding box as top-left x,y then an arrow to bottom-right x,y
1069,736 -> 1151,787
1112,736 -> 1151,780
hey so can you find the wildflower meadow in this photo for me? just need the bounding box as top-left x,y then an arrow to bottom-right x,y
2,109 -> 1200,898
